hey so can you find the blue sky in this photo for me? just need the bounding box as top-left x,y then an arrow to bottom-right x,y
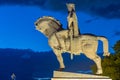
0,0 -> 120,52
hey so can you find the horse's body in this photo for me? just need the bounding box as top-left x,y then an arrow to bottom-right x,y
35,16 -> 110,74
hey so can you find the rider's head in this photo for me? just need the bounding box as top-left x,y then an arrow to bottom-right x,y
66,3 -> 75,12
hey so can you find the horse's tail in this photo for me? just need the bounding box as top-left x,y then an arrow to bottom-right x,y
97,36 -> 110,56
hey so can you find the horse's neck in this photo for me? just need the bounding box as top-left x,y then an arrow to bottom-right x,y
48,28 -> 64,38
48,30 -> 61,38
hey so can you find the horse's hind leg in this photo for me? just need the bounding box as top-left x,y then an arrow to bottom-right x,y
85,52 -> 102,74
92,55 -> 102,74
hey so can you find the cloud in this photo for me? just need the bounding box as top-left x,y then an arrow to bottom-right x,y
0,0 -> 46,7
114,31 -> 120,36
85,17 -> 99,23
0,0 -> 67,11
91,4 -> 120,18
1,0 -> 120,18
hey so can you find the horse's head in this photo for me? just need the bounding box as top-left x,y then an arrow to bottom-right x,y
35,16 -> 63,38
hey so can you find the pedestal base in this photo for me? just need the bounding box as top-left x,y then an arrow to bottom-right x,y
52,71 -> 112,80
52,78 -> 111,80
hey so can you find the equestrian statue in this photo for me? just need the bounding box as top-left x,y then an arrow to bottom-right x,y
34,3 -> 110,74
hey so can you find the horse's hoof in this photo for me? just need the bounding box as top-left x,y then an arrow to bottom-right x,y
95,70 -> 103,75
95,72 -> 102,75
57,68 -> 65,71
103,52 -> 110,56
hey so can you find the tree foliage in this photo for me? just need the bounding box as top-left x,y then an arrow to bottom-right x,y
113,40 -> 120,53
91,40 -> 120,80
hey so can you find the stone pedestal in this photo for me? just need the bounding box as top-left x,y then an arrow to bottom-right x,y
52,71 -> 112,80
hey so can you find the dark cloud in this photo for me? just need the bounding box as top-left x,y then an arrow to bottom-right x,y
85,17 -> 99,23
0,0 -> 68,11
114,31 -> 120,36
0,0 -> 47,9
91,4 -> 120,18
1,0 -> 120,18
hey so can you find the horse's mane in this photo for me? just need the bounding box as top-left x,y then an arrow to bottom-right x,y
35,16 -> 63,31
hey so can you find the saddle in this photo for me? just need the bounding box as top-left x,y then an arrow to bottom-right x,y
65,37 -> 82,54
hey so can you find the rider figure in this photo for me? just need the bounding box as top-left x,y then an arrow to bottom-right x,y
67,3 -> 80,55
67,3 -> 80,38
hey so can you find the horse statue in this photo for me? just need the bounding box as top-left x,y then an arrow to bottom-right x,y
35,16 -> 110,74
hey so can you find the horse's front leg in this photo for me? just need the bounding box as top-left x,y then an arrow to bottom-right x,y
53,49 -> 65,71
